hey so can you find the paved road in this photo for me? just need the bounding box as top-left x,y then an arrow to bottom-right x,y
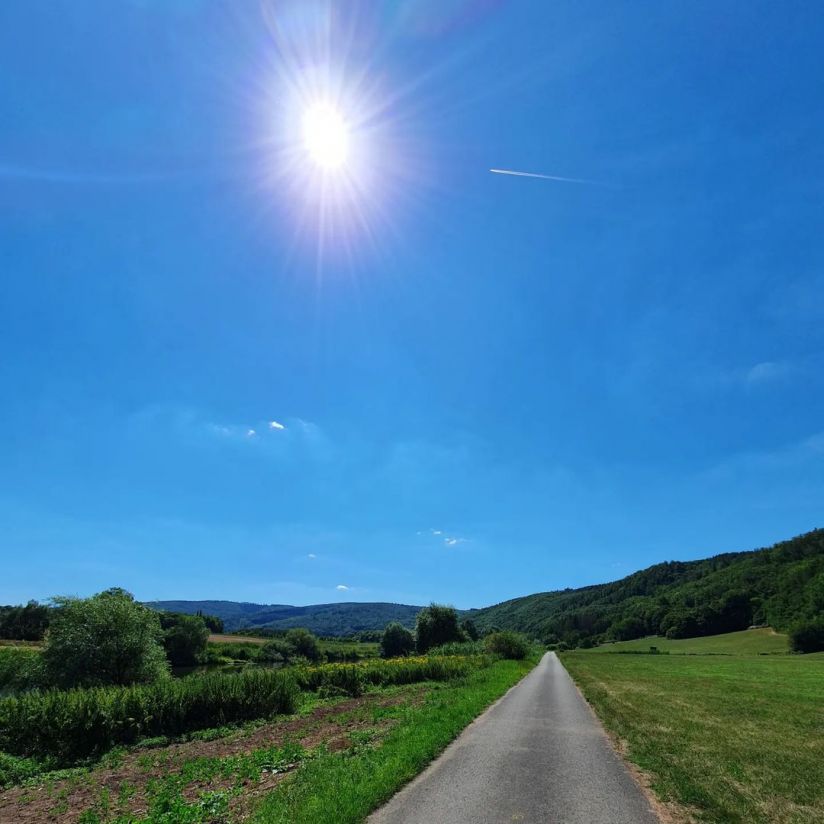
370,652 -> 659,824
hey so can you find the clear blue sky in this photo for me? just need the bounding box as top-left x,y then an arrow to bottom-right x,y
2,1 -> 823,608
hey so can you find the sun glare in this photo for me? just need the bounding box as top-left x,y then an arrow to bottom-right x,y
302,103 -> 349,170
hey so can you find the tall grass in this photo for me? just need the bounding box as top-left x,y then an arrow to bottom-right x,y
293,655 -> 486,697
0,668 -> 299,763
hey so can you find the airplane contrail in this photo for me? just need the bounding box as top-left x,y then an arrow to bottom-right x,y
490,168 -> 599,185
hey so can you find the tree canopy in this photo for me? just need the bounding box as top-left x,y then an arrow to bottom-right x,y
42,588 -> 169,687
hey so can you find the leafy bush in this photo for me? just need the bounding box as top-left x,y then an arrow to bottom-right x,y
0,647 -> 44,692
484,631 -> 529,660
161,613 -> 210,667
42,588 -> 169,688
415,604 -> 463,653
380,622 -> 415,658
0,668 -> 299,763
789,618 -> 824,653
284,629 -> 322,662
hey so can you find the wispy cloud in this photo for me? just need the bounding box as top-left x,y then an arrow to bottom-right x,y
307,553 -> 316,559
336,584 -> 349,591
269,420 -> 286,431
444,536 -> 467,547
745,360 -> 794,385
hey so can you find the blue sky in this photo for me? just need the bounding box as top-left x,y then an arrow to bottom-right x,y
1,0 -> 823,609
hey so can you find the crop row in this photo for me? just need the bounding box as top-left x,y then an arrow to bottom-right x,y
0,655 -> 488,764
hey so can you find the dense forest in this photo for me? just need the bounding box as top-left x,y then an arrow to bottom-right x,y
468,529 -> 824,646
145,600 -> 422,636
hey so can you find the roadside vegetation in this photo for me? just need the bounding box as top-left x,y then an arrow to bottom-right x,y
562,644 -> 824,823
0,590 -> 537,822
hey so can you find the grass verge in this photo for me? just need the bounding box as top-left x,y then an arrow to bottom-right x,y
561,651 -> 824,823
250,656 -> 537,824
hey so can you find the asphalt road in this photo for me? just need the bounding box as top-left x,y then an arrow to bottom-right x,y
369,652 -> 659,824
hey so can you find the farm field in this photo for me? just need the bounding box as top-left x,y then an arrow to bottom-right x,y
562,650 -> 824,823
0,654 -> 535,822
593,627 -> 789,656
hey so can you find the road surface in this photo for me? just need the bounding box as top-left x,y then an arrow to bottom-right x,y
370,652 -> 659,824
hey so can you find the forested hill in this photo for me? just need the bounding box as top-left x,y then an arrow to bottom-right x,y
145,600 -> 422,635
467,529 -> 824,646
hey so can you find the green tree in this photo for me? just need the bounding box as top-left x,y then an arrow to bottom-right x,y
380,622 -> 415,658
161,613 -> 209,667
284,628 -> 321,662
42,588 -> 169,687
415,604 -> 463,653
789,618 -> 824,653
259,638 -> 293,664
460,619 -> 479,641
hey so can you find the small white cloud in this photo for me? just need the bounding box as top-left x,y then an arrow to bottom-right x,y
444,537 -> 467,547
269,420 -> 285,431
307,553 -> 316,559
745,361 -> 792,385
246,428 -> 257,437
431,529 -> 443,536
336,584 -> 349,591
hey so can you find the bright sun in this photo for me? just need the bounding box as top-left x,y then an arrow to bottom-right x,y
302,103 -> 349,170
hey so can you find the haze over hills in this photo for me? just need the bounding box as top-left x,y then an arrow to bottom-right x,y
145,600 -> 422,635
145,529 -> 823,642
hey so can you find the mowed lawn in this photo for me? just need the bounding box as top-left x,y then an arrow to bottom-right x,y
562,651 -> 824,823
591,627 -> 788,656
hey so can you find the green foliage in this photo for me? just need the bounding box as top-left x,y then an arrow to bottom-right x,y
0,752 -> 44,788
460,619 -> 479,641
285,628 -> 321,662
484,631 -> 530,659
415,604 -> 463,653
0,646 -> 44,691
471,529 -> 824,647
42,588 -> 169,688
380,622 -> 415,658
0,600 -> 50,641
160,613 -> 210,667
294,655 -> 484,697
0,667 -> 299,764
789,618 -> 824,653
259,638 -> 294,665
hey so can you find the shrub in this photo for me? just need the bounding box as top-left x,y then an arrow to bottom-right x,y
484,631 -> 529,660
460,619 -> 479,641
415,604 -> 463,653
380,622 -> 415,658
0,647 -> 44,692
428,641 -> 485,656
0,668 -> 299,763
42,589 -> 168,688
284,629 -> 322,663
161,614 -> 210,667
789,618 -> 824,653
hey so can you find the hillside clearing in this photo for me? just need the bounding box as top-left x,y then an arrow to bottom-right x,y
593,627 -> 788,656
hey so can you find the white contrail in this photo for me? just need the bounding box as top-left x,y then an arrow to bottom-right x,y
490,168 -> 598,185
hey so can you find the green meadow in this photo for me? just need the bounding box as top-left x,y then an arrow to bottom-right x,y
562,648 -> 824,823
592,627 -> 789,656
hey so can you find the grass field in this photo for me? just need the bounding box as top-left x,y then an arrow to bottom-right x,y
562,650 -> 824,823
593,627 -> 789,656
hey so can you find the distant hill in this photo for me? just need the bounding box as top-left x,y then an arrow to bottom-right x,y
467,528 -> 824,646
145,600 -> 422,635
